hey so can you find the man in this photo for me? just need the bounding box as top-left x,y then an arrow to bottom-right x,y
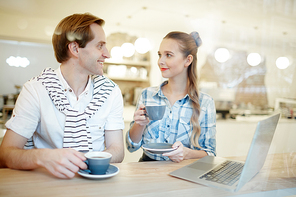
0,13 -> 124,179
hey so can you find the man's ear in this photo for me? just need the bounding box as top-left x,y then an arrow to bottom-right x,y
68,42 -> 79,57
185,55 -> 193,67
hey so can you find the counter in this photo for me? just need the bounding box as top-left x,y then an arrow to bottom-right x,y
216,117 -> 296,157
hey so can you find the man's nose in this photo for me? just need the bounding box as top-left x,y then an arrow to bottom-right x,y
103,47 -> 110,58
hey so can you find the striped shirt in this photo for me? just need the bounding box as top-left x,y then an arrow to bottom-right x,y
126,81 -> 217,160
6,67 -> 124,151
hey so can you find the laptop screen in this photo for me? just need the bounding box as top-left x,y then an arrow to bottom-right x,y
236,113 -> 280,191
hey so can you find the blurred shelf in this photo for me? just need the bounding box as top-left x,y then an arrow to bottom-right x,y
229,109 -> 273,115
104,59 -> 150,67
103,57 -> 151,106
105,75 -> 149,82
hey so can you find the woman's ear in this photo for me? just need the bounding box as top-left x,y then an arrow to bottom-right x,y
185,55 -> 193,67
68,42 -> 79,57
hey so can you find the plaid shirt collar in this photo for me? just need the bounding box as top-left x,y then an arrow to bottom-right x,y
152,80 -> 190,102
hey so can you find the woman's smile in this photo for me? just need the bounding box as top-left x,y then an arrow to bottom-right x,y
160,68 -> 169,71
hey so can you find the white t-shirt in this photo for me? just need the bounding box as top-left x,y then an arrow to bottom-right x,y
5,67 -> 124,151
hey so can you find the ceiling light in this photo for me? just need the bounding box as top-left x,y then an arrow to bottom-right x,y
6,56 -> 30,67
247,53 -> 262,66
214,48 -> 230,63
276,57 -> 290,69
121,43 -> 135,57
135,38 -> 151,54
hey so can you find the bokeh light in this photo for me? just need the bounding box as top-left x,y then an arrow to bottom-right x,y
214,48 -> 230,63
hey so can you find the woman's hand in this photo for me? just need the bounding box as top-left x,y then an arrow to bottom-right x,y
134,104 -> 149,126
163,141 -> 189,162
129,104 -> 150,143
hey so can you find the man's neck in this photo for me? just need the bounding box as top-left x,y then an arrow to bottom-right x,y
60,63 -> 89,98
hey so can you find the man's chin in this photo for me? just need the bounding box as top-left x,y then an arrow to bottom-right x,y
92,69 -> 103,76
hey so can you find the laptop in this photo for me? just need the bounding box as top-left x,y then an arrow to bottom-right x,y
169,113 -> 280,192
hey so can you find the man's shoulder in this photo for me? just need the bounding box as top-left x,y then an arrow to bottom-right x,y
104,77 -> 116,86
92,75 -> 117,87
101,76 -> 121,93
24,75 -> 44,88
26,67 -> 56,85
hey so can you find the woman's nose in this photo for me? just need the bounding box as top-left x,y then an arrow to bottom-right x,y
158,57 -> 165,66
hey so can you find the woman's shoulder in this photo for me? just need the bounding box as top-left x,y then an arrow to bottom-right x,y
142,86 -> 159,94
199,91 -> 215,107
199,91 -> 214,100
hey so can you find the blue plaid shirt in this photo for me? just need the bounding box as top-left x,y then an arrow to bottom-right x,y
126,81 -> 217,161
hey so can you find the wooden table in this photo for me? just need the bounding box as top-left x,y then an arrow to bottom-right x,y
0,153 -> 295,197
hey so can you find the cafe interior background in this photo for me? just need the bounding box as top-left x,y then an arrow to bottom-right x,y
0,0 -> 295,163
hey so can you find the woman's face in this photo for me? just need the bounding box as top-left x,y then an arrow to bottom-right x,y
158,38 -> 190,80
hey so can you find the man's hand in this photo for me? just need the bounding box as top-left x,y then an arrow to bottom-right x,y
37,148 -> 87,179
0,129 -> 87,179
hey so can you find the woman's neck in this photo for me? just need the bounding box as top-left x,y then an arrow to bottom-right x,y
162,77 -> 189,106
166,79 -> 188,95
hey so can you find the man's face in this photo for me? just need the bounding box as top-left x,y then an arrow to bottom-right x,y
77,23 -> 110,76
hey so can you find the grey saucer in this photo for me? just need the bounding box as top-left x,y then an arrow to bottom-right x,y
78,164 -> 119,179
142,143 -> 177,154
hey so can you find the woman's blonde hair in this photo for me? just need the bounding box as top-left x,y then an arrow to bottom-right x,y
164,31 -> 202,147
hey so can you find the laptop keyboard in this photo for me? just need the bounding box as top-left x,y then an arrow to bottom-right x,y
199,160 -> 244,186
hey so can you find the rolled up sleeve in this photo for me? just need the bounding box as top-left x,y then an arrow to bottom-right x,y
125,94 -> 144,153
125,123 -> 143,152
5,81 -> 41,139
197,94 -> 217,156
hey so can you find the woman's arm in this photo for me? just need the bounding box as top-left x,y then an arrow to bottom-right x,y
163,94 -> 217,162
128,104 -> 149,143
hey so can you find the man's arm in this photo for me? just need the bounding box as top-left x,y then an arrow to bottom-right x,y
104,129 -> 124,163
0,129 -> 87,178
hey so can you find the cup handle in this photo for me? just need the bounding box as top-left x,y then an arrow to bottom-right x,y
83,160 -> 89,169
80,160 -> 91,173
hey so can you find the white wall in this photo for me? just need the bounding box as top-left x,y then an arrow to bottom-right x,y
0,40 -> 59,95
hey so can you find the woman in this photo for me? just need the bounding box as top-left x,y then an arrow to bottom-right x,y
126,31 -> 216,162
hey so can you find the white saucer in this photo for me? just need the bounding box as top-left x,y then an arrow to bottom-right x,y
142,143 -> 177,154
78,164 -> 119,179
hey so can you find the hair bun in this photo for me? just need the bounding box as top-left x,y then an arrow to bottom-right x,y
190,31 -> 202,47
